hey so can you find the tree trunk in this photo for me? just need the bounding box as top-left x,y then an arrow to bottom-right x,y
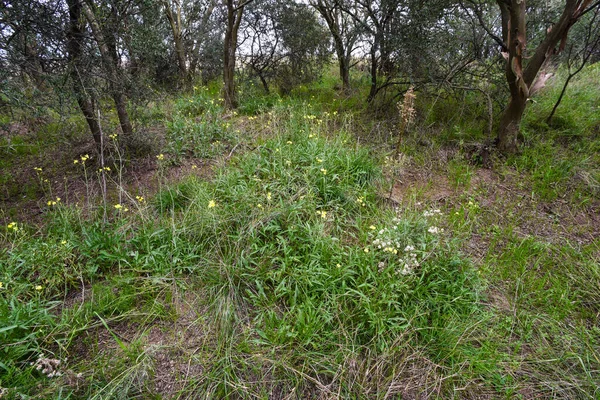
224,1 -> 244,110
163,0 -> 187,82
367,39 -> 378,102
340,56 -> 350,91
81,1 -> 133,138
66,0 -> 102,150
497,95 -> 526,153
495,0 -> 592,153
334,40 -> 350,92
496,0 -> 526,153
312,1 -> 350,92
259,73 -> 270,94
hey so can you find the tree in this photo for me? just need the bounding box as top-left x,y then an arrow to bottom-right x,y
547,5 -> 600,123
339,0 -> 449,102
163,0 -> 188,81
241,0 -> 331,94
66,0 -> 102,149
495,0 -> 598,153
162,0 -> 217,84
223,0 -> 255,109
0,0 -> 65,94
80,0 -> 133,140
310,0 -> 362,91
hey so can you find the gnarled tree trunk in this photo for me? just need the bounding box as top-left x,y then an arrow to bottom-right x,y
496,0 -> 594,153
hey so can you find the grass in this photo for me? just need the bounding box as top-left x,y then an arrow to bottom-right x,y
1,65 -> 599,398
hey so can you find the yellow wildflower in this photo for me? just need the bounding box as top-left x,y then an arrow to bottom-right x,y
156,154 -> 165,161
320,168 -> 327,175
61,240 -> 67,245
34,167 -> 42,172
114,204 -> 122,209
363,247 -> 370,253
135,196 -> 145,203
35,285 -> 43,291
208,200 -> 216,209
0,282 -> 3,289
316,158 -> 323,163
267,192 -> 272,201
369,225 -> 376,230
73,159 -> 79,164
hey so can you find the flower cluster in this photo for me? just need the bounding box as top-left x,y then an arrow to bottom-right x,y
30,356 -> 62,378
6,222 -> 18,231
97,167 -> 111,173
47,197 -> 61,207
399,247 -> 419,275
368,223 -> 423,276
114,204 -> 129,212
356,197 -> 367,207
423,209 -> 442,217
135,196 -> 145,203
73,154 -> 90,164
427,226 -> 444,234
317,210 -> 327,220
156,154 -> 165,161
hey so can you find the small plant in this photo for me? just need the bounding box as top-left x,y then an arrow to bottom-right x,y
395,86 -> 416,157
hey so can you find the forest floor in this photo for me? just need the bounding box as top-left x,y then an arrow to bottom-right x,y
1,66 -> 599,399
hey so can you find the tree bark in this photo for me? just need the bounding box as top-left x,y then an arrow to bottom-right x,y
66,0 -> 102,150
497,95 -> 526,152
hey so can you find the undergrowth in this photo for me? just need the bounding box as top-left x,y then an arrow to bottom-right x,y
1,65 -> 599,399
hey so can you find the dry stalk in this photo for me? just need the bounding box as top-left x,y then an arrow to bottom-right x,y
395,86 -> 416,158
